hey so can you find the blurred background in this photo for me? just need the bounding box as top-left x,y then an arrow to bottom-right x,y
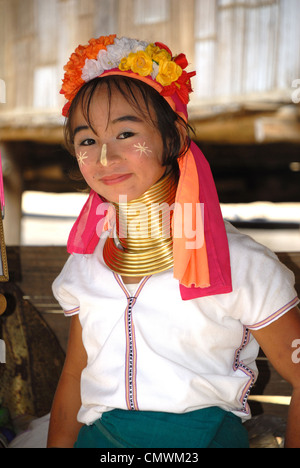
0,0 -> 299,251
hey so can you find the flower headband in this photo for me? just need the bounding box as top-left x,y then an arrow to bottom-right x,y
60,34 -> 196,117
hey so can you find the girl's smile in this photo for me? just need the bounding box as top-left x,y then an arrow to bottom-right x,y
99,173 -> 133,186
72,85 -> 166,203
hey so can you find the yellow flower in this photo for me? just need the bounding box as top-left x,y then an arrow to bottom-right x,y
152,49 -> 171,64
156,60 -> 182,86
127,51 -> 153,76
119,57 -> 130,71
145,44 -> 171,63
145,44 -> 159,58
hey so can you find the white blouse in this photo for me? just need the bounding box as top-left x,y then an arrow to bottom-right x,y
52,222 -> 299,426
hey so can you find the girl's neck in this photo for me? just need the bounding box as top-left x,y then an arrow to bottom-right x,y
121,275 -> 144,285
103,171 -> 177,279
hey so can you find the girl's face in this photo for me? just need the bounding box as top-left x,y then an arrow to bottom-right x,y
72,85 -> 166,203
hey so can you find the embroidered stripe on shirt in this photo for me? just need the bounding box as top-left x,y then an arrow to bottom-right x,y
64,305 -> 80,316
233,326 -> 256,415
114,274 -> 151,410
232,297 -> 299,414
247,296 -> 299,330
125,296 -> 138,410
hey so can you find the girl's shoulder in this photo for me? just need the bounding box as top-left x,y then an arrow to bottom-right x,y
225,220 -> 295,284
225,220 -> 281,267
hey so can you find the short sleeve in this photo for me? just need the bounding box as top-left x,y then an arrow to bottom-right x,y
52,255 -> 80,317
226,223 -> 299,329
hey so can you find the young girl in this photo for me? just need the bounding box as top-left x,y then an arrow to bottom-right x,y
47,35 -> 300,448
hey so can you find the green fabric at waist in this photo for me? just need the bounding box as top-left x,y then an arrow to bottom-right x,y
74,407 -> 249,448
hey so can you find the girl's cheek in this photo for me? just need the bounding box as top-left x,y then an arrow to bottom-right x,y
131,140 -> 153,158
75,148 -> 98,168
75,150 -> 89,167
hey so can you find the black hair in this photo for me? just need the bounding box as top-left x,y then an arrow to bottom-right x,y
64,75 -> 193,179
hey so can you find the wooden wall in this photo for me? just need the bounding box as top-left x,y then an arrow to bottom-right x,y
0,0 -> 299,126
194,0 -> 300,101
0,0 -> 299,243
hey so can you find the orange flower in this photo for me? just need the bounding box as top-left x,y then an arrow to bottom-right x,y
60,35 -> 116,102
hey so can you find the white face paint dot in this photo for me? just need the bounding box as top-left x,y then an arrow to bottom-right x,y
76,151 -> 88,166
133,142 -> 152,157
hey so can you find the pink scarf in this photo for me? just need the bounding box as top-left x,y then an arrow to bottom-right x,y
67,140 -> 232,300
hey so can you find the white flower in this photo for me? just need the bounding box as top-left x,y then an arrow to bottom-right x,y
81,37 -> 150,83
115,37 -> 148,56
151,62 -> 159,80
114,37 -> 134,56
130,39 -> 148,53
97,49 -> 118,70
82,58 -> 104,82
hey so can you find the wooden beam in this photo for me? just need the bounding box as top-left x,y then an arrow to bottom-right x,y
191,113 -> 258,144
0,126 -> 64,144
255,118 -> 300,144
0,104 -> 299,145
190,111 -> 300,144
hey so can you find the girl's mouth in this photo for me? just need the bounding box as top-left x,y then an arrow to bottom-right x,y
100,173 -> 132,186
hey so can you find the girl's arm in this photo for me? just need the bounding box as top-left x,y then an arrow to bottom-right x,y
251,306 -> 300,448
47,315 -> 87,448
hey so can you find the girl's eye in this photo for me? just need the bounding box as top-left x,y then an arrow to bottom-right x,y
80,138 -> 95,146
118,131 -> 135,140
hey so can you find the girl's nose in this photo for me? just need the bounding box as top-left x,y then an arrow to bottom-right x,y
100,144 -> 107,166
98,143 -> 120,167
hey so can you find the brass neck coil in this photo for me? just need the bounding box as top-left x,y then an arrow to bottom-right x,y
103,172 -> 177,276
